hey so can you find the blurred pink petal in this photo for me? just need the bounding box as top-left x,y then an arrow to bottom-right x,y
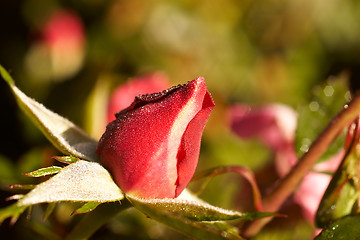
43,10 -> 85,49
230,104 -> 297,151
229,102 -> 346,223
274,143 -> 298,176
294,172 -> 332,222
314,150 -> 344,173
229,104 -> 298,175
294,150 -> 343,223
25,10 -> 85,81
107,72 -> 170,123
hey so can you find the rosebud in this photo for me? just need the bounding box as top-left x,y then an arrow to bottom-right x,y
96,77 -> 215,199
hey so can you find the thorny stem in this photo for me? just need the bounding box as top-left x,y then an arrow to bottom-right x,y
244,92 -> 360,237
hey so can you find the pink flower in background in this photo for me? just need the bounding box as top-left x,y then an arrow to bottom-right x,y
25,10 -> 85,81
107,73 -> 170,123
229,104 -> 298,176
293,151 -> 344,221
229,103 -> 343,223
43,10 -> 85,52
97,77 -> 215,199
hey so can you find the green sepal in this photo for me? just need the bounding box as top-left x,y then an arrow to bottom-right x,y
0,203 -> 28,224
127,195 -> 245,240
53,156 -> 79,164
0,160 -> 124,224
65,201 -> 131,240
0,64 -> 99,162
128,195 -> 276,222
43,203 -> 56,221
24,166 -> 62,177
72,201 -> 101,215
17,160 -> 124,206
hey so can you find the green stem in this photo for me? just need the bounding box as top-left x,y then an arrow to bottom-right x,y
65,200 -> 132,240
244,92 -> 360,237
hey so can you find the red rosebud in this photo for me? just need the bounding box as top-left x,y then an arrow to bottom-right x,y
96,77 -> 215,199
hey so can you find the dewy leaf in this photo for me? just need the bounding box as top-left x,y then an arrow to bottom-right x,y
315,118 -> 360,228
314,214 -> 360,240
127,195 -> 245,240
17,160 -> 123,206
128,195 -> 276,222
295,75 -> 351,161
0,65 -> 99,162
72,201 -> 101,215
24,166 -> 62,177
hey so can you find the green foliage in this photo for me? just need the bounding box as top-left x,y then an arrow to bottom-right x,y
72,201 -> 101,215
315,214 -> 360,240
315,123 -> 360,228
295,75 -> 351,161
65,201 -> 131,240
52,156 -> 80,164
0,203 -> 28,224
43,203 -> 56,221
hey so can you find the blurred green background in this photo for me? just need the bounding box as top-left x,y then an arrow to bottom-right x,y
0,0 -> 360,239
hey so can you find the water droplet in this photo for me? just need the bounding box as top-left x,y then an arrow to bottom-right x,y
309,101 -> 319,112
324,85 -> 334,97
344,91 -> 352,101
300,138 -> 311,153
327,232 -> 334,238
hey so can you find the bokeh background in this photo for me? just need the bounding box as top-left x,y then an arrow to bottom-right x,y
1,0 -> 360,239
